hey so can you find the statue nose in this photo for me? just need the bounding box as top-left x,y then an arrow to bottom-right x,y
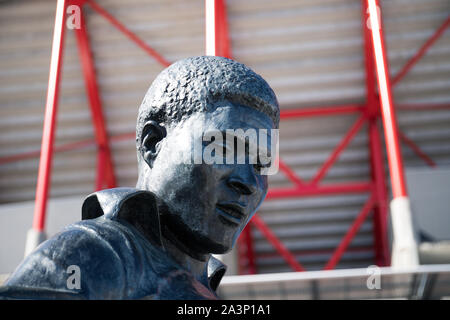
227,166 -> 258,195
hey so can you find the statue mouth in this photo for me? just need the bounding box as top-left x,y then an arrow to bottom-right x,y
216,203 -> 245,225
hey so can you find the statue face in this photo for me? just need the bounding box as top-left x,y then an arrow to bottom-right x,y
142,100 -> 275,254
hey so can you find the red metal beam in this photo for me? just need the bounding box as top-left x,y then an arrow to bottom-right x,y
205,0 -> 215,56
399,130 -> 437,168
362,1 -> 377,117
74,9 -> 116,190
32,0 -> 67,232
324,194 -> 375,270
258,246 -> 374,260
310,114 -> 367,185
216,0 -> 232,58
368,0 -> 408,199
0,138 -> 95,166
369,120 -> 390,266
0,132 -> 134,166
74,8 -> 115,189
85,0 -> 170,67
370,0 -> 419,268
280,104 -> 363,120
278,158 -> 303,186
362,0 -> 389,266
266,182 -> 373,200
205,0 -> 232,58
392,16 -> 450,87
251,214 -> 305,272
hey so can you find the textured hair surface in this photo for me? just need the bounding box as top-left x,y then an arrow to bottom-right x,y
136,56 -> 280,143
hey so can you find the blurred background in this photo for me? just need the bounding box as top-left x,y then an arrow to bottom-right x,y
0,0 -> 450,299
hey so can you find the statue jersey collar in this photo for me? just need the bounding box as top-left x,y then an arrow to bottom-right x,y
81,187 -> 227,294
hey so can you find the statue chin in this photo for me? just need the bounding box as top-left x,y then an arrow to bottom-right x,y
160,213 -> 232,258
206,242 -> 231,255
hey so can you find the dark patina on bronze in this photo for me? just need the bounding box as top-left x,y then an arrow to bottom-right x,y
0,56 -> 279,299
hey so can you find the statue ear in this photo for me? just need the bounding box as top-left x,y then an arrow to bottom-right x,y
141,120 -> 166,168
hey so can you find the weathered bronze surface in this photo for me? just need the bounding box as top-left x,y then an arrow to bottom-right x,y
0,56 -> 279,299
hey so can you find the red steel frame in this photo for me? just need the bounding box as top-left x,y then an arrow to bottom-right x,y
74,7 -> 116,190
31,0 -> 67,232
25,0 -> 170,234
368,0 -> 407,199
1,0 -> 448,271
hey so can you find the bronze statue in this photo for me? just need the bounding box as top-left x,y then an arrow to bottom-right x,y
0,56 -> 280,299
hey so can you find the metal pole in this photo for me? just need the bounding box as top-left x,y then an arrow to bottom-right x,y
362,0 -> 389,266
25,0 -> 67,256
74,8 -> 116,190
369,121 -> 390,265
205,0 -> 217,56
367,0 -> 418,267
205,0 -> 231,58
216,0 -> 231,58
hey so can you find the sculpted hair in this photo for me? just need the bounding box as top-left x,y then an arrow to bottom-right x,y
136,56 -> 280,147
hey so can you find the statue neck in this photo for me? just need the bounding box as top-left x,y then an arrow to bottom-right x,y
136,177 -> 212,286
155,199 -> 211,285
160,223 -> 210,284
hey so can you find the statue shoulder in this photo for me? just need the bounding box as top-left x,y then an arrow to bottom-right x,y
82,187 -> 163,248
3,219 -> 133,299
2,188 -> 166,299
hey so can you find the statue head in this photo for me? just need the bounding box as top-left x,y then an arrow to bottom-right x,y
136,56 -> 279,256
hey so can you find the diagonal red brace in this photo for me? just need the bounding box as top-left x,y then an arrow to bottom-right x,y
399,130 -> 436,168
278,158 -> 303,186
310,114 -> 367,185
251,214 -> 305,272
392,16 -> 450,87
324,194 -> 375,270
86,0 -> 171,67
